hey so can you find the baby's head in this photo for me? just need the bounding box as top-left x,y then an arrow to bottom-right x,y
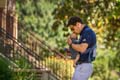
70,33 -> 77,39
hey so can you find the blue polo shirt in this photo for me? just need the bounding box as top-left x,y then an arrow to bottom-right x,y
78,25 -> 96,62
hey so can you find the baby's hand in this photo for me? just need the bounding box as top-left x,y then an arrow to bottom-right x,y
73,63 -> 76,68
73,61 -> 77,68
70,33 -> 77,39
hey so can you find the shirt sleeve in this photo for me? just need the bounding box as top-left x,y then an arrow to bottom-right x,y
80,31 -> 92,46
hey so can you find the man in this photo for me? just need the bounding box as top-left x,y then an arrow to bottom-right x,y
66,16 -> 96,80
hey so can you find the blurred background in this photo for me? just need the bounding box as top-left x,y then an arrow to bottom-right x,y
0,0 -> 120,80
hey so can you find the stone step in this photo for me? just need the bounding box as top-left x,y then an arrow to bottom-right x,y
13,68 -> 51,80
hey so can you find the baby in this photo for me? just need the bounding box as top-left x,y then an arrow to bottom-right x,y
69,33 -> 80,67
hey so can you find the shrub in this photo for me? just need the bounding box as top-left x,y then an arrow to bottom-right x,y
0,56 -> 13,80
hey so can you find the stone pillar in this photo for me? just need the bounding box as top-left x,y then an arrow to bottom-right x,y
0,8 -> 3,28
6,0 -> 16,38
2,9 -> 7,30
13,14 -> 18,39
0,0 -> 7,36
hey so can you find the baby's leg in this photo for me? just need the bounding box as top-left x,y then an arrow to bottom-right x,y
73,54 -> 80,67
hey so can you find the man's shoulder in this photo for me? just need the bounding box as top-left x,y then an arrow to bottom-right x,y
83,27 -> 94,35
83,26 -> 96,41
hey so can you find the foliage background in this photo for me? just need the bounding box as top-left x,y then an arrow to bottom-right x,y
0,56 -> 13,80
16,0 -> 120,80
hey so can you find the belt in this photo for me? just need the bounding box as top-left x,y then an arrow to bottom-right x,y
76,61 -> 91,65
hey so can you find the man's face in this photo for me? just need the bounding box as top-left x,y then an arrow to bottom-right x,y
70,22 -> 82,34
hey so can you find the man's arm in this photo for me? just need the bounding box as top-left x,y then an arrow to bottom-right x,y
67,35 -> 89,53
71,43 -> 88,53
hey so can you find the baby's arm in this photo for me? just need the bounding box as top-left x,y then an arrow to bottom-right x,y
73,53 -> 80,67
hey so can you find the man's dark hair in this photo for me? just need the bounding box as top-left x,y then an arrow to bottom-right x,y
67,16 -> 83,27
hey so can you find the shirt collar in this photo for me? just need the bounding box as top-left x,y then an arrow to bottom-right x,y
80,25 -> 88,35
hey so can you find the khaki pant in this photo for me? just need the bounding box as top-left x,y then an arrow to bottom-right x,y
72,63 -> 93,80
